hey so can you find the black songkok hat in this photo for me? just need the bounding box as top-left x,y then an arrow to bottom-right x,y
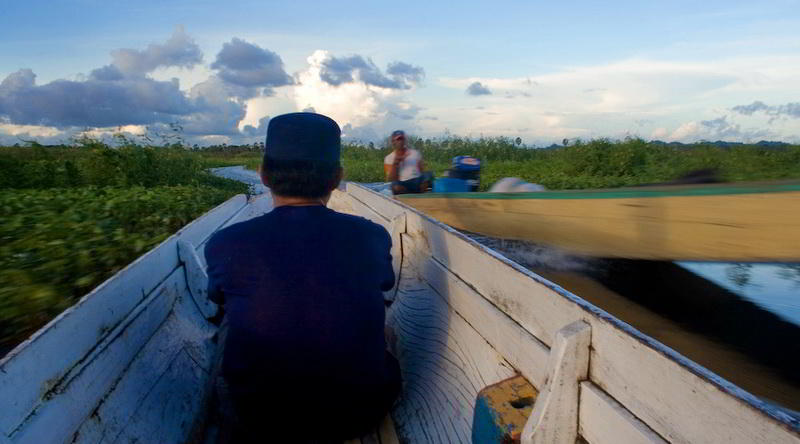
264,112 -> 341,165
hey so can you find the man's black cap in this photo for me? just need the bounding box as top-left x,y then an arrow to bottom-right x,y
264,112 -> 341,165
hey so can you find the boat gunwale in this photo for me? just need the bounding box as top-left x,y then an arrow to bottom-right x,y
396,180 -> 800,200
348,182 -> 800,432
0,194 -> 250,442
0,193 -> 249,368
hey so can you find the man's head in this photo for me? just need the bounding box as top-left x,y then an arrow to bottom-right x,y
390,130 -> 406,151
261,112 -> 343,199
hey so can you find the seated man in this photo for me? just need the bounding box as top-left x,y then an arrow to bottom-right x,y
383,130 -> 433,194
205,112 -> 402,441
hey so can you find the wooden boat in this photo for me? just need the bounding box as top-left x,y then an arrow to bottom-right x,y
396,181 -> 800,261
1,182 -> 798,443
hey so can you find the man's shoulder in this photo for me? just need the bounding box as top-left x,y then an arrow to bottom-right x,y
383,151 -> 395,164
328,209 -> 390,240
205,214 -> 267,252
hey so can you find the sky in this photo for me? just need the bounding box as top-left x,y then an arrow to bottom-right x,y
1,0 -> 799,146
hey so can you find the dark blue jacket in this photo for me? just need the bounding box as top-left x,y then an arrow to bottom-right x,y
204,204 -> 396,396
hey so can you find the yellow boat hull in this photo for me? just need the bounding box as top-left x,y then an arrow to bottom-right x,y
398,182 -> 800,261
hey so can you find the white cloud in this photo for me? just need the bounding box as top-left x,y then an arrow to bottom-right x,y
435,55 -> 800,143
291,50 -> 423,141
670,116 -> 771,142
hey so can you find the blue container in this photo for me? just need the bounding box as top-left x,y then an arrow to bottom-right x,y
433,177 -> 471,193
452,155 -> 481,172
449,156 -> 481,191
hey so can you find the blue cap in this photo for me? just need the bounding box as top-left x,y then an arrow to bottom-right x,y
264,112 -> 341,165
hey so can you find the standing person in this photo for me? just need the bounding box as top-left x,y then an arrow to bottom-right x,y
205,112 -> 402,442
384,130 -> 433,194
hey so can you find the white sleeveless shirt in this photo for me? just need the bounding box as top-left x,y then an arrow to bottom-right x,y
384,149 -> 422,181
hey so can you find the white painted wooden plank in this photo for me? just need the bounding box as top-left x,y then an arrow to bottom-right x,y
414,253 -> 550,389
387,274 -> 515,444
345,191 -> 392,230
346,183 -> 406,221
71,272 -> 216,443
522,321 -> 590,444
0,194 -> 245,436
182,194 -> 249,248
178,240 -> 215,320
71,315 -> 195,443
348,184 -> 582,346
385,213 -> 406,302
328,189 -> 356,215
590,324 -> 800,444
108,349 -> 207,444
215,193 -> 273,231
579,382 -> 667,444
8,270 -> 182,443
346,184 -> 800,443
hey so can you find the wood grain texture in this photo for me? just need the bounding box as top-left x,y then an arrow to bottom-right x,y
179,240 -> 216,320
413,253 -> 549,389
8,270 -> 182,443
522,321 -> 590,444
0,195 -> 246,443
347,183 -> 800,443
71,268 -> 216,444
0,194 -> 245,438
397,190 -> 800,261
387,273 -> 515,443
579,382 -> 667,444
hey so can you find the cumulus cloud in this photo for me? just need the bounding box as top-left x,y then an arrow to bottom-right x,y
242,116 -> 270,137
0,30 -> 296,143
466,81 -> 492,96
0,68 -> 194,127
110,27 -> 203,76
386,62 -> 425,85
211,38 -> 293,92
731,100 -> 800,122
293,50 -> 424,142
671,115 -> 771,142
319,54 -> 423,90
0,29 -> 212,130
181,76 -> 248,135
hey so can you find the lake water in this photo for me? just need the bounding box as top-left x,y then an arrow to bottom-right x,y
679,262 -> 800,326
467,234 -> 800,414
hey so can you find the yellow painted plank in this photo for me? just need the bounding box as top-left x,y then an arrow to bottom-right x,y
399,190 -> 800,260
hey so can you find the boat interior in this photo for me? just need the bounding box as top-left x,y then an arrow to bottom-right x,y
0,183 -> 798,443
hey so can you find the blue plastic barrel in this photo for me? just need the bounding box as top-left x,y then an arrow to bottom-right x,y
433,177 -> 471,193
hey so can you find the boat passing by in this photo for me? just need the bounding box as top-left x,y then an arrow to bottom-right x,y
396,181 -> 800,262
0,182 -> 798,443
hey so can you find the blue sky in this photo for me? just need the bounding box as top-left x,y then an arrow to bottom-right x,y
1,0 -> 799,145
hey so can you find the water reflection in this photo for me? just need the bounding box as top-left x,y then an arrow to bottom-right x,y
679,262 -> 800,326
466,233 -> 800,414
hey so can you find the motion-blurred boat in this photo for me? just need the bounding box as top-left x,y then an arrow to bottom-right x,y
397,181 -> 800,261
1,183 -> 798,443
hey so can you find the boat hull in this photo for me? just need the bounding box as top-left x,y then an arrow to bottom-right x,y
2,178 -> 798,443
0,193 -> 273,444
397,182 -> 800,261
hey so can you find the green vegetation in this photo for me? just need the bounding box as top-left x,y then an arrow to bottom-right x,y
0,142 -> 248,352
205,137 -> 800,190
2,135 -> 800,352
